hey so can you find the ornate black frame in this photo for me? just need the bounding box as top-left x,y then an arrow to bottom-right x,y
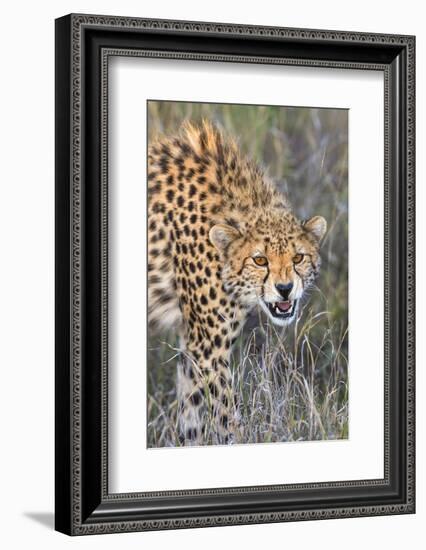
55,13 -> 415,535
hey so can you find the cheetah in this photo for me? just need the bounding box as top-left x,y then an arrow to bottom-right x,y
148,121 -> 327,445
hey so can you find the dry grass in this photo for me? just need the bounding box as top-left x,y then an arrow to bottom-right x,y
147,101 -> 348,447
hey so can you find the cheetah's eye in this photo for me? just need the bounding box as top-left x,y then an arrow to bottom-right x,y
293,253 -> 304,264
253,256 -> 268,267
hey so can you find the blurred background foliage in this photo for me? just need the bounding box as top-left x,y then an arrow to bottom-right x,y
147,101 -> 348,447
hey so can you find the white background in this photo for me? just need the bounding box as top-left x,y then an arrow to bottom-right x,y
0,1 -> 423,549
110,59 -> 384,492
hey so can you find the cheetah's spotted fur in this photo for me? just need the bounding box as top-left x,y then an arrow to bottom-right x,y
148,121 -> 327,445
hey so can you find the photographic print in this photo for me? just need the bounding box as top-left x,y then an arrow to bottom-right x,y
147,101 -> 348,448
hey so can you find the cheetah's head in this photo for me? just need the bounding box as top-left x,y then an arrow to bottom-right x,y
209,212 -> 327,326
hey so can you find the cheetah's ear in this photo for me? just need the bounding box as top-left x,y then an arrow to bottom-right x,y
304,216 -> 327,243
209,224 -> 241,254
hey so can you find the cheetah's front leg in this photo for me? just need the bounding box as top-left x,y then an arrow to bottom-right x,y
177,356 -> 240,446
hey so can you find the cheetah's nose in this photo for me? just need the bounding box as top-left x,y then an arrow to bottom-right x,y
276,282 -> 293,300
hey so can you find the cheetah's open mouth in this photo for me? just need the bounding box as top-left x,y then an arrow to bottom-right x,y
264,299 -> 297,320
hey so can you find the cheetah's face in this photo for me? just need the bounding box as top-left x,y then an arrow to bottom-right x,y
210,215 -> 327,326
